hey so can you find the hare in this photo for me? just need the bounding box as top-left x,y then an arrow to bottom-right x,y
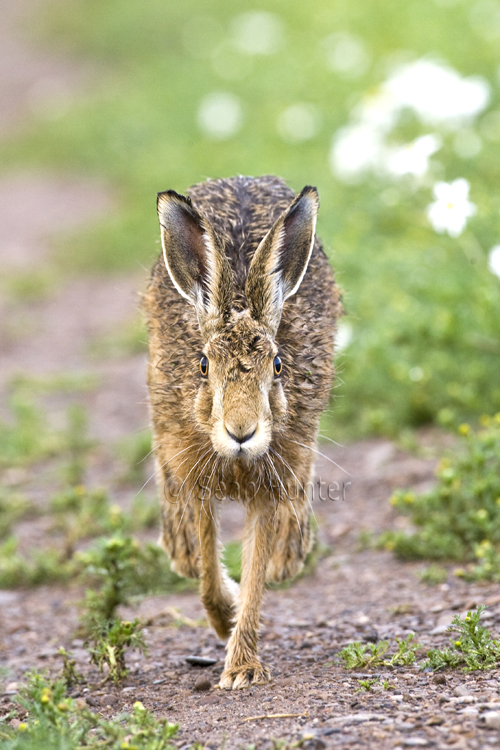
143,175 -> 341,689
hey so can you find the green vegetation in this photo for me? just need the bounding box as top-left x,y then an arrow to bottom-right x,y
339,633 -> 420,669
0,0 -> 498,438
0,672 -> 178,749
381,417 -> 500,579
418,564 -> 448,586
424,607 -> 500,672
77,534 -> 193,682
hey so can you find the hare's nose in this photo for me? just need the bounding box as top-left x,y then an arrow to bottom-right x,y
225,424 -> 257,445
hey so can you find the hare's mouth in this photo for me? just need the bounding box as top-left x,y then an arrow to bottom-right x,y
211,420 -> 271,460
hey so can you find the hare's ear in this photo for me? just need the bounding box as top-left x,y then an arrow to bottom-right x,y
245,186 -> 319,336
157,190 -> 233,339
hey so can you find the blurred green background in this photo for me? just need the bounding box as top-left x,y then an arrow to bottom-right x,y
4,0 -> 500,440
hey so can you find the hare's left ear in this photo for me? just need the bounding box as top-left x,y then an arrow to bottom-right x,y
157,190 -> 233,340
245,186 -> 319,336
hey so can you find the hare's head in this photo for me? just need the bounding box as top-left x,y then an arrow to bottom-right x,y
157,185 -> 319,461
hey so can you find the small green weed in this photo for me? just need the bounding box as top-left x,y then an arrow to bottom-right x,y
339,633 -> 420,669
78,534 -> 192,625
0,536 -> 77,589
0,491 -> 36,539
56,647 -> 83,687
356,678 -> 378,691
339,640 -> 389,669
87,618 -> 147,683
381,418 -> 500,580
424,607 -> 500,672
0,671 -> 178,748
419,565 -> 448,586
77,533 -> 193,681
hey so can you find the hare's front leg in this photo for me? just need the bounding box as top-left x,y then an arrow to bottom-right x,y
195,497 -> 239,641
219,500 -> 275,689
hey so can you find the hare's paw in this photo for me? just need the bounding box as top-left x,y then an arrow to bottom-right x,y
219,662 -> 271,690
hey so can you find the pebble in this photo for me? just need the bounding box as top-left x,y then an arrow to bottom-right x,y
194,676 -> 211,692
432,674 -> 446,685
401,739 -> 429,747
185,656 -> 217,667
453,685 -> 472,698
483,711 -> 500,730
101,693 -> 119,707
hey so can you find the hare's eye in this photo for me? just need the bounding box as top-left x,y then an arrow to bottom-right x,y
273,356 -> 282,378
199,356 -> 209,377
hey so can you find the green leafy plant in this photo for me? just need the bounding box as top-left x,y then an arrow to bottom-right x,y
356,678 -> 378,691
0,536 -> 77,589
87,619 -> 147,684
339,640 -> 389,669
56,647 -> 83,687
424,607 -> 500,672
339,633 -> 420,669
419,565 -> 448,586
381,418 -> 500,580
0,671 -> 178,748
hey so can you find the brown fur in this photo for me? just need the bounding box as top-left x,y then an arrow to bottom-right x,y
143,175 -> 341,689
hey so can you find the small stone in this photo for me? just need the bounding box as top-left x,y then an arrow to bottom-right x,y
484,711 -> 500,730
401,739 -> 429,747
101,693 -> 118,707
9,719 -> 21,729
453,685 -> 472,698
426,715 -> 444,726
194,675 -> 211,692
85,696 -> 99,707
185,655 -> 217,667
432,674 -> 446,685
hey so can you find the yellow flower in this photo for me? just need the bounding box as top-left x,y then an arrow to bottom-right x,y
479,415 -> 491,427
454,567 -> 465,577
18,723 -> 27,731
455,641 -> 461,647
458,423 -> 470,436
133,701 -> 145,711
75,485 -> 86,495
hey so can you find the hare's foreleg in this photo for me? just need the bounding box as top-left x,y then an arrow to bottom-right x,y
219,500 -> 275,689
266,498 -> 312,583
194,497 -> 239,641
159,477 -> 201,580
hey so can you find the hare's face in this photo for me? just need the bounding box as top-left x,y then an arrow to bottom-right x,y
157,183 -> 319,461
195,315 -> 287,461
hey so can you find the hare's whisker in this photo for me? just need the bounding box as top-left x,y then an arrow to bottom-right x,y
175,448 -> 216,536
270,448 -> 317,530
135,442 -> 197,496
289,439 -> 351,477
318,433 -> 345,448
266,454 -> 303,544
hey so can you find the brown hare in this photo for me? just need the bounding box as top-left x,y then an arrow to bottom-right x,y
143,175 -> 341,689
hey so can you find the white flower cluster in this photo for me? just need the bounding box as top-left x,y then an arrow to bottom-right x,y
330,58 -> 490,183
426,179 -> 476,238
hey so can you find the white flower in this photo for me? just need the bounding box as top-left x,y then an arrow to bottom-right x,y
277,103 -> 320,144
385,134 -> 442,177
488,246 -> 500,280
197,92 -> 243,139
426,179 -> 476,237
330,124 -> 384,182
322,32 -> 370,79
230,12 -> 284,55
384,59 -> 490,128
335,322 -> 353,352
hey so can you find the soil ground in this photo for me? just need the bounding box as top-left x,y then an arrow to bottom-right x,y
1,3 -> 500,749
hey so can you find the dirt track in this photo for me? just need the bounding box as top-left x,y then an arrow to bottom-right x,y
1,3 -> 500,749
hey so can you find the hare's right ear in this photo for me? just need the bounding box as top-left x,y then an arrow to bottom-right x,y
245,186 -> 319,336
157,190 -> 233,339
